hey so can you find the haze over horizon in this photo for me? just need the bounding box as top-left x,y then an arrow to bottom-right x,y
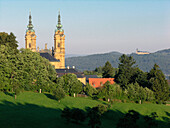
0,0 -> 170,54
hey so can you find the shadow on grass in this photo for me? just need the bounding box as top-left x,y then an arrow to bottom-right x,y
165,111 -> 170,117
4,92 -> 15,97
0,100 -> 63,128
103,109 -> 170,128
0,100 -> 169,128
44,93 -> 55,100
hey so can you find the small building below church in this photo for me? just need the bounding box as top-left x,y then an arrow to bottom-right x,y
56,67 -> 86,85
89,78 -> 115,88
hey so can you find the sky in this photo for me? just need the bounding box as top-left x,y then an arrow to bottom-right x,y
0,0 -> 170,55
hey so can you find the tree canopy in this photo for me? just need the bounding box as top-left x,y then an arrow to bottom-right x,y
0,44 -> 57,92
56,74 -> 83,96
148,64 -> 169,103
0,32 -> 18,51
115,54 -> 136,88
102,61 -> 114,78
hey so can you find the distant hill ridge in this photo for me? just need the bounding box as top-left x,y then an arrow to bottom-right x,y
66,48 -> 170,75
154,48 -> 170,54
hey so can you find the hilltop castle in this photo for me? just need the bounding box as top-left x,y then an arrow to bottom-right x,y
25,11 -> 65,69
136,48 -> 150,55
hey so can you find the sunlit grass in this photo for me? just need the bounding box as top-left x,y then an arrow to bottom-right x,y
0,91 -> 169,128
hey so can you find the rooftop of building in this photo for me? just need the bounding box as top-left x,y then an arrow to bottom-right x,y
137,50 -> 149,53
136,49 -> 150,53
40,53 -> 60,62
89,78 -> 115,88
85,75 -> 99,82
56,68 -> 85,78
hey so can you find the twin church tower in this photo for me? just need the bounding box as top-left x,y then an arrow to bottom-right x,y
25,11 -> 65,69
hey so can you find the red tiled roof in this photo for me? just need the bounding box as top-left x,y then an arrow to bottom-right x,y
89,78 -> 115,88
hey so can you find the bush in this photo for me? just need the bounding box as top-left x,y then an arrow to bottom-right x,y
95,104 -> 108,115
117,110 -> 140,128
53,87 -> 65,101
87,104 -> 108,128
144,112 -> 158,128
84,83 -> 97,97
125,82 -> 154,103
61,107 -> 71,123
71,108 -> 86,124
61,107 -> 86,124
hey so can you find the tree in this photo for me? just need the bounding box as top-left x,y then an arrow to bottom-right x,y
53,86 -> 65,102
83,83 -> 97,97
130,67 -> 149,88
99,81 -> 114,102
115,54 -> 136,88
15,49 -> 57,92
117,110 -> 140,128
61,74 -> 83,96
61,107 -> 86,124
148,64 -> 169,104
0,44 -> 17,91
94,66 -> 103,74
125,82 -> 154,103
94,104 -> 108,115
102,61 -> 114,78
144,87 -> 155,101
61,107 -> 71,124
113,83 -> 124,99
0,32 -> 18,51
70,108 -> 86,124
87,105 -> 107,128
88,108 -> 101,128
0,45 -> 57,92
144,112 -> 158,128
13,80 -> 21,99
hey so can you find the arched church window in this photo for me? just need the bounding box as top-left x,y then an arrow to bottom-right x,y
29,43 -> 31,48
58,43 -> 60,47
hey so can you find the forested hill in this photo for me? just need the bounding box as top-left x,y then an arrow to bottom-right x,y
66,49 -> 170,75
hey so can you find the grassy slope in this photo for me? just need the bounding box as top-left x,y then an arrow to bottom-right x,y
0,92 -> 170,128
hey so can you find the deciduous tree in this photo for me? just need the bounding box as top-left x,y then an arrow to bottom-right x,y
61,74 -> 83,96
0,32 -> 18,51
83,83 -> 97,97
53,86 -> 65,102
117,110 -> 140,128
99,81 -> 114,102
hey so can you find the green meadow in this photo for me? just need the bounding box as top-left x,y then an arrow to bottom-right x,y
0,92 -> 169,128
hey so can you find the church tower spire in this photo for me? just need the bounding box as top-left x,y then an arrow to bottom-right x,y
25,10 -> 36,52
27,10 -> 34,31
56,10 -> 62,30
54,10 -> 65,69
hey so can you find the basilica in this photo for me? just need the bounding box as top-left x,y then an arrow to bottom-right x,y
25,11 -> 65,69
24,11 -> 119,86
25,11 -> 87,85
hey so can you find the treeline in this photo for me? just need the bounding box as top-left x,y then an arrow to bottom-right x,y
84,54 -> 169,104
0,32 -> 84,100
66,49 -> 170,76
0,33 -> 57,96
84,61 -> 118,77
0,32 -> 169,104
115,54 -> 169,104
